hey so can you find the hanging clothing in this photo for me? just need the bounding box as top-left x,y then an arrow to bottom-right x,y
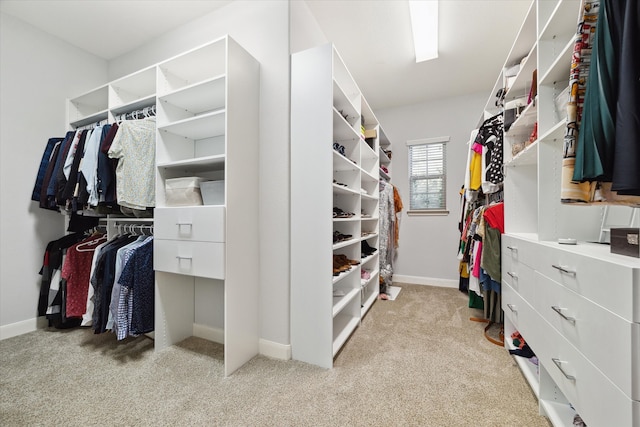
32,137 -> 64,203
561,0 -> 600,203
61,234 -> 108,318
474,113 -> 504,193
574,0 -> 640,196
38,233 -> 88,328
108,117 -> 156,211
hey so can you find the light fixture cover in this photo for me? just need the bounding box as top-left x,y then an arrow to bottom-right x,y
409,0 -> 439,62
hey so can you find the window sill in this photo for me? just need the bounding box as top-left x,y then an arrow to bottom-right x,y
407,210 -> 449,216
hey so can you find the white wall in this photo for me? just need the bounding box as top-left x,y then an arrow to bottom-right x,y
376,91 -> 488,287
108,1 -> 291,349
290,0 -> 328,54
0,13 -> 108,338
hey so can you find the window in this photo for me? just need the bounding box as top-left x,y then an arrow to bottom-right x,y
407,137 -> 449,215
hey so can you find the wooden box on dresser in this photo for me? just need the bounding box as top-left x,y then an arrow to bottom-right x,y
492,1 -> 640,425
291,43 -> 385,368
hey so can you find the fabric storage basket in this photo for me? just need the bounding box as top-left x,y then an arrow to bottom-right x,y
200,180 -> 225,205
165,177 -> 203,206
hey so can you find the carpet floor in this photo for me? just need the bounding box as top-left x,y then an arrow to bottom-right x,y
0,283 -> 550,426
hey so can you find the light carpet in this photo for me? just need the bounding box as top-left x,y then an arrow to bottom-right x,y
0,283 -> 551,427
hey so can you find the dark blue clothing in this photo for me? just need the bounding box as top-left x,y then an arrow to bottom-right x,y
32,137 -> 63,202
120,238 -> 154,336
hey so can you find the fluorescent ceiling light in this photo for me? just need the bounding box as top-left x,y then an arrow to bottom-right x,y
409,0 -> 439,62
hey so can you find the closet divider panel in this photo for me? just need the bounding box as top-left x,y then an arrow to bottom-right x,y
221,36 -> 260,376
291,43 -> 335,369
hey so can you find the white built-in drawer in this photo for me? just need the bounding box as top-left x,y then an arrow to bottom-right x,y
536,317 -> 640,427
154,206 -> 225,242
503,253 -> 537,307
502,281 -> 543,351
503,234 -> 538,270
154,239 -> 225,279
535,242 -> 640,323
534,271 -> 640,401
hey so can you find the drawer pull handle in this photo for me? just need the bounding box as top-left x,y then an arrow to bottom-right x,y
506,303 -> 517,313
552,358 -> 576,381
551,264 -> 576,276
176,256 -> 192,261
551,305 -> 576,325
551,306 -> 576,324
176,222 -> 193,227
506,246 -> 517,251
507,271 -> 517,279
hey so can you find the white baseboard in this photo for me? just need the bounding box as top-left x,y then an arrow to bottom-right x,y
259,338 -> 291,360
193,323 -> 224,344
392,275 -> 458,289
0,316 -> 47,340
192,325 -> 290,360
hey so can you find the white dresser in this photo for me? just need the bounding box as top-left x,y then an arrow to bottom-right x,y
503,234 -> 640,426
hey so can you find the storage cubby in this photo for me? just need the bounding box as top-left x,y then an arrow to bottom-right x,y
68,85 -> 109,127
109,66 -> 156,115
156,39 -> 226,96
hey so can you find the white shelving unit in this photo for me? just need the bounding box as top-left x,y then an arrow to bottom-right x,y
492,1 -> 640,425
153,36 -> 260,377
291,43 -> 387,368
66,35 -> 260,377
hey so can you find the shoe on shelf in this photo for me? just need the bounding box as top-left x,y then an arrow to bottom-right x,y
361,269 -> 371,280
333,231 -> 352,243
333,207 -> 355,218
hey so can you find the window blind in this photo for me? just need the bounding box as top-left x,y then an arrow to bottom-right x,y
408,141 -> 447,211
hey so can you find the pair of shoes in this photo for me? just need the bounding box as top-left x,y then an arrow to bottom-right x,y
333,254 -> 360,276
361,240 -> 377,257
361,269 -> 371,280
333,255 -> 351,276
333,207 -> 355,218
333,142 -> 346,157
333,231 -> 352,243
333,179 -> 348,187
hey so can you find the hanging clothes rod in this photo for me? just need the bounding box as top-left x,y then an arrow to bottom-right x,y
115,104 -> 156,122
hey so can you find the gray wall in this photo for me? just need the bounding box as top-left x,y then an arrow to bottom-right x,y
376,92 -> 488,286
0,12 -> 108,337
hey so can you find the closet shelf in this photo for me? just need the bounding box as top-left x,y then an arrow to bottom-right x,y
505,100 -> 537,135
157,154 -> 225,172
332,265 -> 358,284
333,80 -> 359,127
538,38 -> 573,87
158,75 -> 226,114
332,237 -> 359,251
333,108 -> 361,142
332,313 -> 360,356
333,151 -> 359,172
505,42 -> 537,102
332,288 -> 360,317
333,183 -> 360,196
110,95 -> 156,116
70,110 -> 109,128
158,109 -> 226,140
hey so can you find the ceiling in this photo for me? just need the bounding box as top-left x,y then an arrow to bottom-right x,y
0,0 -> 532,110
